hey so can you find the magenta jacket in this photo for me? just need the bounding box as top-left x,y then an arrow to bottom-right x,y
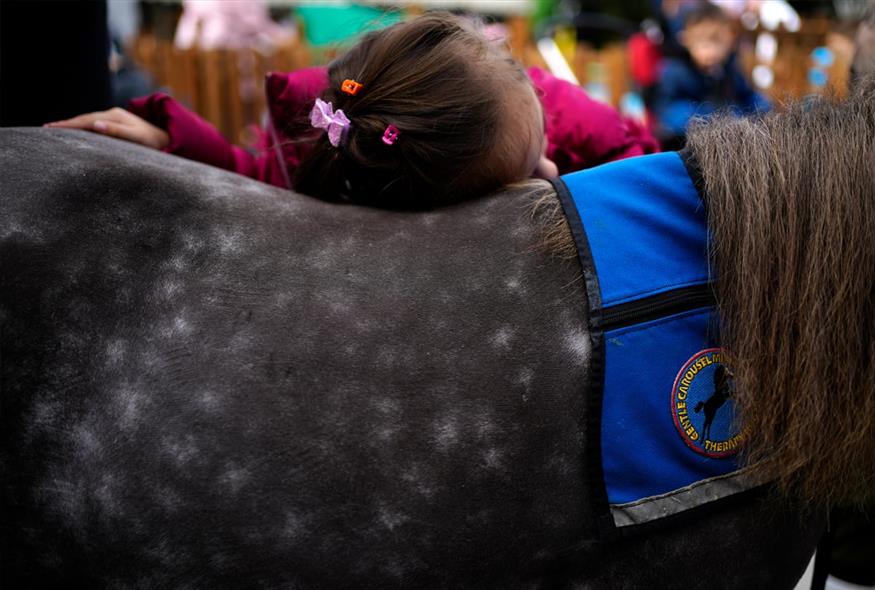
129,66 -> 658,189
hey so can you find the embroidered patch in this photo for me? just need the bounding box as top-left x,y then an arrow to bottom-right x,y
671,348 -> 745,458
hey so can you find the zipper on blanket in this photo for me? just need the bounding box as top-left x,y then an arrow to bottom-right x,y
601,283 -> 715,331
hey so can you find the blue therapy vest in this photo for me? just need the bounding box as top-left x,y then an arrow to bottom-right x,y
553,151 -> 755,537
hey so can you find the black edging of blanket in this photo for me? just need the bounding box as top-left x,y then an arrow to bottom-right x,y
549,176 -> 616,543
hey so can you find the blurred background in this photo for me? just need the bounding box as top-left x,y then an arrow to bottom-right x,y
1,0 -> 871,147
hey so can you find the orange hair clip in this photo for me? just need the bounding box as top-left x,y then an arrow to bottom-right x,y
341,79 -> 363,95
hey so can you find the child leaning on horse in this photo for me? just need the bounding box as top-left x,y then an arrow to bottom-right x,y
46,13 -> 658,208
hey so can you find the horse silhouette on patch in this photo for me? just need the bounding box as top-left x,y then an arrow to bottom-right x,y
694,365 -> 734,444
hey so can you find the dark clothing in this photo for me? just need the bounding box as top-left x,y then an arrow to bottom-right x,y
652,54 -> 768,141
0,1 -> 112,126
828,506 -> 875,586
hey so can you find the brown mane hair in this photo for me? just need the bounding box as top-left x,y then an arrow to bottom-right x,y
293,13 -> 540,209
686,82 -> 875,506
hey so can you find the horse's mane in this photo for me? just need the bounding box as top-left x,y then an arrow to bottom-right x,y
686,80 -> 875,506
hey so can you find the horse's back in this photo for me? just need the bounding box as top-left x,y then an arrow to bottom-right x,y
0,129 -> 821,588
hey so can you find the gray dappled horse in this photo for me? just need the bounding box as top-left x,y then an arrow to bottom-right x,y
1,129 -> 822,588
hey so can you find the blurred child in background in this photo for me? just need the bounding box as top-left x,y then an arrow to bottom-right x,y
652,2 -> 768,149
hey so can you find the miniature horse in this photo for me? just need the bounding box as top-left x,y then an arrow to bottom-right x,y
0,125 -> 854,588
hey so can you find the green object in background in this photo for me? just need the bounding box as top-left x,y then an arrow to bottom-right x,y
531,0 -> 558,39
295,3 -> 403,48
532,0 -> 558,28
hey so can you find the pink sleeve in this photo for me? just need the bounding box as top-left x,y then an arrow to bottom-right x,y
528,67 -> 659,175
265,67 -> 329,130
127,93 -> 288,189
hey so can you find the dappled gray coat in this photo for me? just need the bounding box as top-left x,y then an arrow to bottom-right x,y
0,129 -> 819,588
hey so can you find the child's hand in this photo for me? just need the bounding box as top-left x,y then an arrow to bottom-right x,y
45,108 -> 169,150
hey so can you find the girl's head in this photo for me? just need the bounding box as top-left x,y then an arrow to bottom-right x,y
293,13 -> 549,208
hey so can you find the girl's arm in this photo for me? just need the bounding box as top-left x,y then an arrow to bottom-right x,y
47,96 -> 289,189
528,66 -> 659,175
128,93 -> 289,188
131,67 -> 329,188
46,67 -> 330,190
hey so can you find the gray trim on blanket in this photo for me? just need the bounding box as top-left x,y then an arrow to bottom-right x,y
610,469 -> 755,527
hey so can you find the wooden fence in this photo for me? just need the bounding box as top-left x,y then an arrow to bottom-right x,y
128,16 -> 852,145
129,35 -> 311,143
523,17 -> 852,110
737,18 -> 852,101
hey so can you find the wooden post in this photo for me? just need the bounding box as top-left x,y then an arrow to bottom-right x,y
201,49 -> 225,135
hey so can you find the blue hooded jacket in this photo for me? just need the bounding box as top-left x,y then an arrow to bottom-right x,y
653,53 -> 769,136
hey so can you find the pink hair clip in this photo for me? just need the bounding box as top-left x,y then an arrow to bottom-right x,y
382,124 -> 400,146
310,98 -> 350,147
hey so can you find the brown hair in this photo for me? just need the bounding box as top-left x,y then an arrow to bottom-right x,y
682,2 -> 732,29
532,82 -> 875,506
293,13 -> 540,209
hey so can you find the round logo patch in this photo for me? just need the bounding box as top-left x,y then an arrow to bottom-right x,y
671,348 -> 745,458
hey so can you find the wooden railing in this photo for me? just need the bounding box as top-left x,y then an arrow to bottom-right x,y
129,35 -> 311,143
523,16 -> 852,110
738,18 -> 852,101
128,16 -> 852,145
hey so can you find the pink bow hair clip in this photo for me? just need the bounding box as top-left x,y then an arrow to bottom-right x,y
382,124 -> 400,146
310,98 -> 351,147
